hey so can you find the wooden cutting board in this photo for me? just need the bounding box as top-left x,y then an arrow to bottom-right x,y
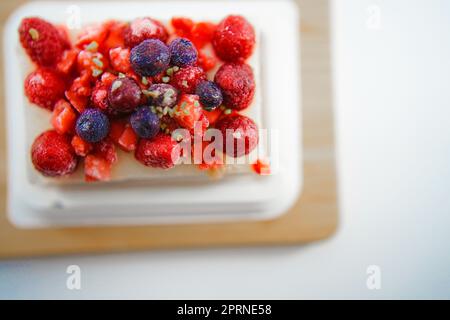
0,0 -> 338,259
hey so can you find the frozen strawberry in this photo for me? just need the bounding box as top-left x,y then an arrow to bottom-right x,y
172,94 -> 204,130
109,47 -> 131,73
124,17 -> 169,48
117,125 -> 138,151
214,63 -> 255,110
135,133 -> 181,169
171,17 -> 194,38
56,48 -> 79,75
65,72 -> 92,113
31,130 -> 78,177
93,139 -> 117,164
102,20 -> 127,52
169,66 -> 206,94
190,22 -> 216,48
197,49 -> 217,72
202,107 -> 223,126
215,114 -> 258,157
19,17 -> 67,67
75,23 -> 109,49
51,99 -> 77,134
77,49 -> 108,78
24,68 -> 66,110
71,135 -> 93,157
91,81 -> 109,110
212,15 -> 255,62
84,154 -> 111,182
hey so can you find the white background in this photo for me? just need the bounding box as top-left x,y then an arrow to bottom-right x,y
1,0 -> 450,299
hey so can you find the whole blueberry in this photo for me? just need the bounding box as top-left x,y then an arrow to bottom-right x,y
108,77 -> 142,114
130,39 -> 170,76
195,80 -> 223,110
130,106 -> 160,139
76,109 -> 110,143
145,83 -> 178,108
169,38 -> 197,67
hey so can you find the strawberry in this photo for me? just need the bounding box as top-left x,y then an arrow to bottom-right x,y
24,68 -> 66,111
109,47 -> 131,73
77,49 -> 108,79
135,133 -> 181,169
51,99 -> 77,134
71,135 -> 93,157
190,22 -> 216,48
93,139 -> 117,164
56,48 -> 79,75
102,20 -> 127,53
203,107 -> 223,126
171,17 -> 194,38
65,72 -> 92,113
31,130 -> 78,177
172,94 -> 204,130
19,17 -> 67,67
169,66 -> 206,94
124,17 -> 169,48
75,23 -> 109,49
84,154 -> 111,182
197,49 -> 217,72
109,119 -> 138,152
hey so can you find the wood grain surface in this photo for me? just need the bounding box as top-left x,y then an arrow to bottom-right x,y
0,0 -> 338,259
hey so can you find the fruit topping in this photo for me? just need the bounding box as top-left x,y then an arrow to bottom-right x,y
214,62 -> 255,110
109,47 -> 131,73
169,38 -> 197,67
135,133 -> 181,169
195,80 -> 223,111
51,99 -> 77,134
31,130 -> 78,177
130,39 -> 170,77
84,154 -> 111,182
143,83 -> 178,108
172,94 -> 204,130
24,68 -> 66,111
124,17 -> 169,48
130,106 -> 160,139
107,77 -> 142,114
75,109 -> 110,143
215,114 -> 258,157
19,17 -> 67,67
212,15 -> 255,62
71,135 -> 93,157
169,65 -> 206,94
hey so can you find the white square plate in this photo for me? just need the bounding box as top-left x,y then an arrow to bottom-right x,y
4,0 -> 302,228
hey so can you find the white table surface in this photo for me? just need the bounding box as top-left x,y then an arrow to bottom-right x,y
1,0 -> 450,299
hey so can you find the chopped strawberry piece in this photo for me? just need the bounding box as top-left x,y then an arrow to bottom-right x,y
56,48 -> 79,74
71,135 -> 93,157
51,100 -> 77,134
109,119 -> 127,143
118,125 -> 138,152
100,72 -> 118,86
84,154 -> 111,182
94,139 -> 117,164
65,73 -> 92,113
77,49 -> 107,78
75,23 -> 108,49
109,120 -> 138,152
171,17 -> 194,38
173,94 -> 204,131
90,82 -> 109,110
109,47 -> 131,73
198,49 -> 217,72
190,22 -> 216,48
203,107 -> 222,126
252,159 -> 271,175
102,20 -> 127,52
